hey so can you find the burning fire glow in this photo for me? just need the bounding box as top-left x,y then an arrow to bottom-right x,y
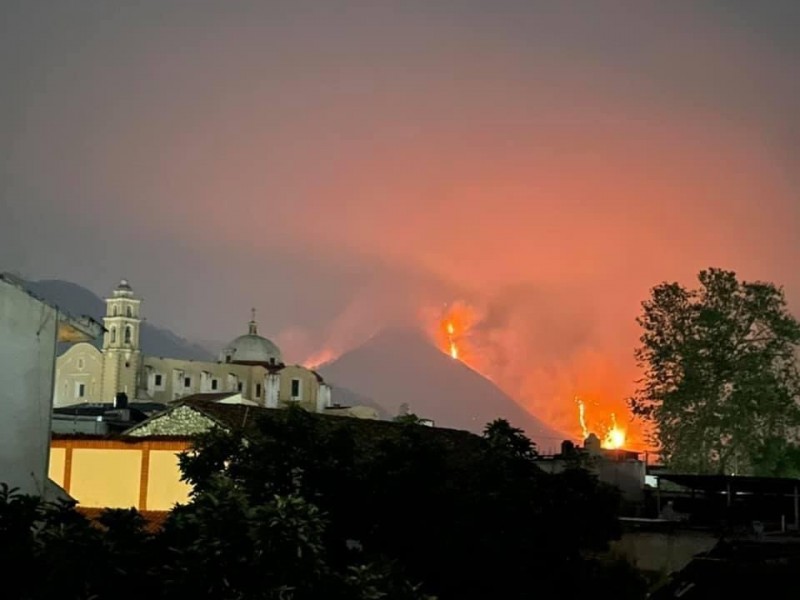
604,413 -> 626,450
577,397 -> 589,440
445,321 -> 459,359
576,397 -> 626,450
429,301 -> 639,450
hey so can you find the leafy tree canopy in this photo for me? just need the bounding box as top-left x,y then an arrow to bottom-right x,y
1,410 -> 647,600
178,408 -> 644,599
630,268 -> 800,475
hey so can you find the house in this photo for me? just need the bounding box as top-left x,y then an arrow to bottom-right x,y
533,434 -> 646,506
49,396 -> 383,511
0,274 -> 102,497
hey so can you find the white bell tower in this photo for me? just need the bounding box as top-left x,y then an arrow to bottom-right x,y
101,279 -> 142,401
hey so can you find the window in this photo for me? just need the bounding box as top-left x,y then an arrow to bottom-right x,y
124,326 -> 132,344
184,377 -> 191,388
126,306 -> 132,317
255,383 -> 262,397
110,327 -> 116,343
77,383 -> 85,398
237,381 -> 243,392
154,374 -> 163,387
211,379 -> 218,391
291,379 -> 301,398
112,306 -> 118,316
77,358 -> 85,370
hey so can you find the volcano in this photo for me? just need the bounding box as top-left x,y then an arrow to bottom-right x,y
318,327 -> 566,451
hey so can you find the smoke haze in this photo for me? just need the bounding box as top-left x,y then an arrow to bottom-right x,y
3,1 -> 800,445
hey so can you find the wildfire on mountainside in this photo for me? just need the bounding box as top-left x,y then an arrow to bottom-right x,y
430,301 -> 639,450
435,301 -> 479,365
445,321 -> 459,359
576,397 -> 626,450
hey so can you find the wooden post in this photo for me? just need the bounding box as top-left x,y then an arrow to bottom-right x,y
726,481 -> 732,508
138,446 -> 151,511
62,444 -> 73,494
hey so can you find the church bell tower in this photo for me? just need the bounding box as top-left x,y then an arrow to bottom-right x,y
101,279 -> 142,402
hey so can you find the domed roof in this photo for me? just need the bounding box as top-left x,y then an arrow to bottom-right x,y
112,279 -> 135,297
220,311 -> 283,366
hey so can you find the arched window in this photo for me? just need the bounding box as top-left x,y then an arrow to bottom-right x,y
112,306 -> 118,316
126,306 -> 132,317
124,326 -> 132,344
110,327 -> 116,343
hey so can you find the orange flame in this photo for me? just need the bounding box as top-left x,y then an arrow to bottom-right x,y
576,397 -> 589,440
576,397 -> 626,450
445,321 -> 459,359
603,413 -> 626,450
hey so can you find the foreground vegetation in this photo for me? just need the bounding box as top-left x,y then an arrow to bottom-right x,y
2,409 -> 646,599
631,268 -> 800,475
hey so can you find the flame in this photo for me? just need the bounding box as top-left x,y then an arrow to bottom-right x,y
576,397 -> 589,440
603,413 -> 626,449
576,398 -> 627,450
303,348 -> 337,369
445,321 -> 459,359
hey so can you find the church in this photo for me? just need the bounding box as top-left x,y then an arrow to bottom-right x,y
54,280 -> 333,413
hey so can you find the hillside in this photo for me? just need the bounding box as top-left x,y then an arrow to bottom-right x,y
319,327 -> 566,451
23,278 -> 213,361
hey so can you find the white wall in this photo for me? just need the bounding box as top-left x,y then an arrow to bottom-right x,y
0,279 -> 59,496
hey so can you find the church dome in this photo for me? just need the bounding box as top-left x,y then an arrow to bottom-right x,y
220,311 -> 283,366
113,279 -> 134,297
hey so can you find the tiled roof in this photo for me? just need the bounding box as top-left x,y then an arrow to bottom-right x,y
179,398 -> 482,449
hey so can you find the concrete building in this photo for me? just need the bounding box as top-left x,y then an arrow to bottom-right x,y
533,434 -> 647,506
55,280 -> 334,414
49,397 -> 381,511
0,274 -> 101,496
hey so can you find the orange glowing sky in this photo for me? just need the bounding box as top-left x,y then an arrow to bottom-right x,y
3,2 -> 800,448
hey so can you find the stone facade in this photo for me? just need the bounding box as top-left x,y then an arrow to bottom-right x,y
54,280 -> 333,415
126,405 -> 216,437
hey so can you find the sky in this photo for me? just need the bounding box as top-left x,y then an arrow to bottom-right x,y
3,1 -> 800,444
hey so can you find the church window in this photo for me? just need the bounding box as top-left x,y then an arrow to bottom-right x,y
77,358 -> 84,370
76,383 -> 85,398
110,327 -> 117,343
113,306 -> 118,316
126,306 -> 132,317
256,383 -> 262,397
211,378 -> 218,391
124,326 -> 132,344
184,377 -> 191,388
154,374 -> 163,387
291,379 -> 301,399
237,381 -> 243,392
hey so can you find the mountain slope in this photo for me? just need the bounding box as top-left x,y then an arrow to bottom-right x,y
23,279 -> 213,361
319,327 -> 566,450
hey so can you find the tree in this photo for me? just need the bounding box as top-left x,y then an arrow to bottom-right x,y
0,407 -> 646,599
630,268 -> 800,474
179,405 -> 643,600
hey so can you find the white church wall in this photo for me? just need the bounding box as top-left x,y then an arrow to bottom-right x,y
54,343 -> 103,407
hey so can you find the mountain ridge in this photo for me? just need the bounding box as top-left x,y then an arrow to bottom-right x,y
22,278 -> 214,361
319,327 -> 566,450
